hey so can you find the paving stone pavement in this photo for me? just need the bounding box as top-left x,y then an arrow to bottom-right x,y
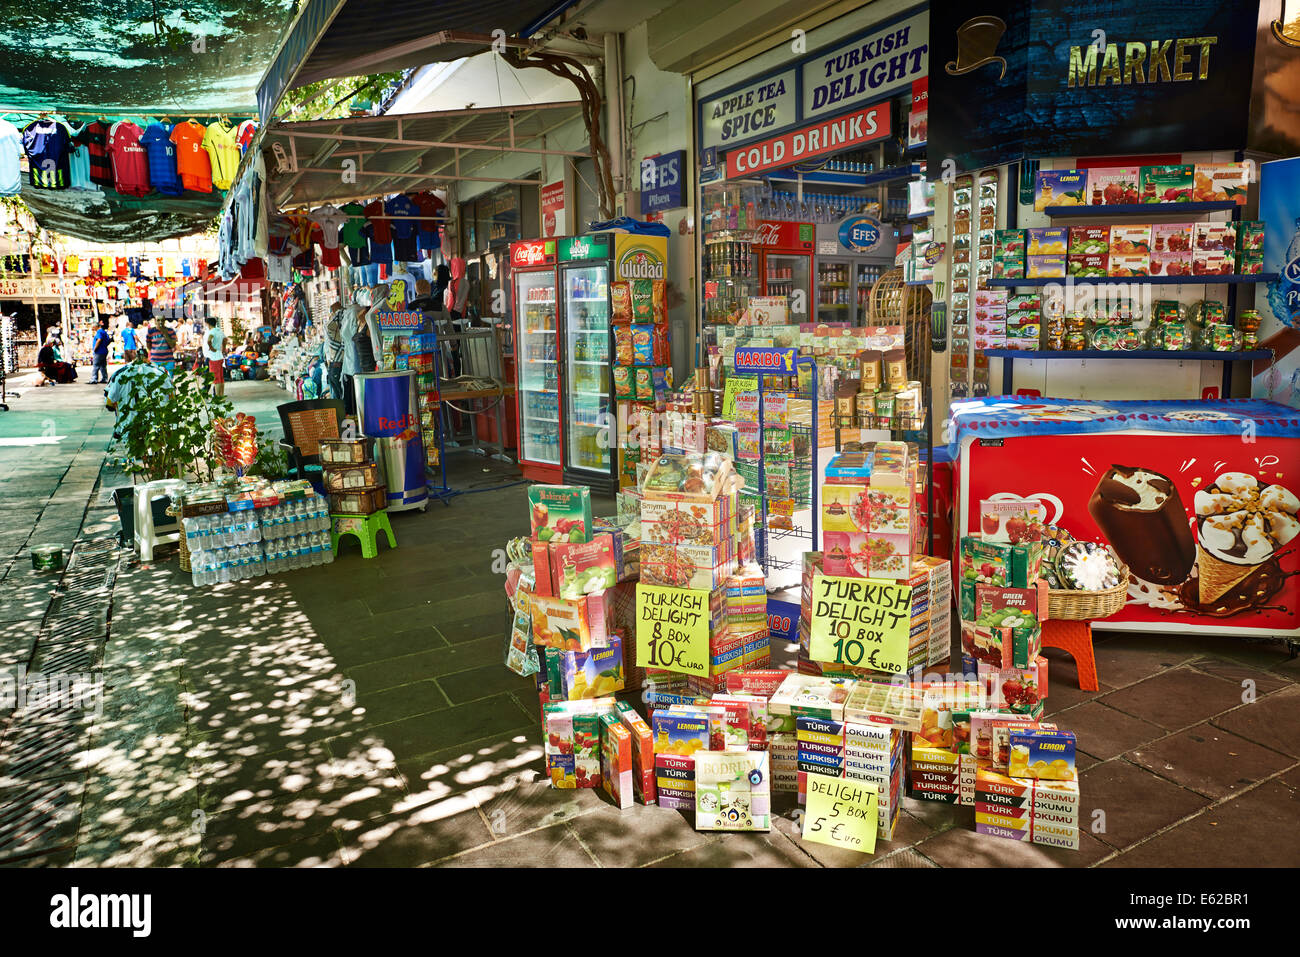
1,377 -> 1297,867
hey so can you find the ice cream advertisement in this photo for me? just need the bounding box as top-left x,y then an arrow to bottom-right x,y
962,429 -> 1300,635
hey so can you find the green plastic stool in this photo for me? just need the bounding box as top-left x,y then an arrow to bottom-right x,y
331,510 -> 396,559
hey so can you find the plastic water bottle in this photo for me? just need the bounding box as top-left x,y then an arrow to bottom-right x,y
322,534 -> 333,564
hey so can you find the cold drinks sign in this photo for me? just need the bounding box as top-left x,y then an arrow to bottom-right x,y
725,104 -> 890,178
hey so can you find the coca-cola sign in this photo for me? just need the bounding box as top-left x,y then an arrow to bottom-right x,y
511,240 -> 554,267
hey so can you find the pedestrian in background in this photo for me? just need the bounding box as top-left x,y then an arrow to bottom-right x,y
147,315 -> 177,373
90,317 -> 111,383
203,315 -> 227,397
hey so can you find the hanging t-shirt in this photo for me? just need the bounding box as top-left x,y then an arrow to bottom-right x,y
267,253 -> 291,283
107,121 -> 151,197
203,121 -> 240,190
386,194 -> 421,262
139,122 -> 183,196
181,257 -> 192,278
250,152 -> 269,259
311,224 -> 340,269
339,202 -> 367,248
364,199 -> 393,244
81,122 -> 113,187
347,242 -> 371,268
63,122 -> 98,191
170,121 -> 212,192
310,205 -> 348,250
22,120 -> 72,189
0,119 -> 21,196
237,119 -> 257,153
115,257 -> 129,278
411,190 -> 445,249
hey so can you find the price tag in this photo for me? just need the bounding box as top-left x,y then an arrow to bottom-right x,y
721,376 -> 757,419
802,772 -> 878,854
807,574 -> 911,674
636,584 -> 710,676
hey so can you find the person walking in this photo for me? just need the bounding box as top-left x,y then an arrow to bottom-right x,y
90,317 -> 111,383
121,317 -> 139,362
147,315 -> 177,373
202,315 -> 227,396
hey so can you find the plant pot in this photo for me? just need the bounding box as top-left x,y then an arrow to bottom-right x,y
112,485 -> 180,546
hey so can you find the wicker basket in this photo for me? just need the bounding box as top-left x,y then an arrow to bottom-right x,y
179,529 -> 192,572
1047,564 -> 1130,621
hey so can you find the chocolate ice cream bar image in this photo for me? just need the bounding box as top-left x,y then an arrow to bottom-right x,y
1087,465 -> 1195,585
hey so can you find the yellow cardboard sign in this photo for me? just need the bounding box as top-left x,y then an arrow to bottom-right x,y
721,376 -> 758,419
802,772 -> 878,854
636,584 -> 710,677
807,574 -> 912,675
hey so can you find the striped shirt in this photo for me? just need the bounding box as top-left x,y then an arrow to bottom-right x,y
147,326 -> 175,364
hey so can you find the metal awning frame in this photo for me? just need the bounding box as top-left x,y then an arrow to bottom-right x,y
255,101 -> 589,211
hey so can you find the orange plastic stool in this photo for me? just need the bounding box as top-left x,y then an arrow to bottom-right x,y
1040,619 -> 1100,692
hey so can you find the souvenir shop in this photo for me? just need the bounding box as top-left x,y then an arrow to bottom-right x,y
487,0 -> 1300,861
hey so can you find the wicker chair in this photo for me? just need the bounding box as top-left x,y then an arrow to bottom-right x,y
277,399 -> 346,490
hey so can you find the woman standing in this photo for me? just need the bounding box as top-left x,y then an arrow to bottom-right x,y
147,316 -> 177,373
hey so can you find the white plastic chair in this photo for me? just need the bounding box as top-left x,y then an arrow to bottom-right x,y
134,479 -> 186,562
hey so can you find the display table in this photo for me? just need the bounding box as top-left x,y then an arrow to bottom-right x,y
949,397 -> 1300,638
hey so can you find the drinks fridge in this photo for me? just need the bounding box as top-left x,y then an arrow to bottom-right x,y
814,215 -> 899,324
511,238 -> 562,483
557,232 -> 669,495
754,220 -> 815,324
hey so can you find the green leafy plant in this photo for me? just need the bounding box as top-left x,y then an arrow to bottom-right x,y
247,428 -> 289,479
111,368 -> 233,481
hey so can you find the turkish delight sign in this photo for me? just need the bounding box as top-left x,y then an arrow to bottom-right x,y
636,584 -> 709,676
802,772 -> 879,854
807,574 -> 912,674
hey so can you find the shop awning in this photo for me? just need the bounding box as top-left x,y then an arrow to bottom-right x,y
260,101 -> 588,209
0,1 -> 297,114
256,0 -> 579,119
18,187 -> 224,245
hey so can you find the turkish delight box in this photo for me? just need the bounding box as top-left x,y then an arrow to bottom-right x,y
1085,166 -> 1140,205
655,752 -> 695,809
769,673 -> 853,721
1140,164 -> 1193,203
823,531 -> 911,579
1033,169 -> 1086,210
694,751 -> 771,831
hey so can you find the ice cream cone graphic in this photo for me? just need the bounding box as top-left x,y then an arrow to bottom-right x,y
1194,472 -> 1300,606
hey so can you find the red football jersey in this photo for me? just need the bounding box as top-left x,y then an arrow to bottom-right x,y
108,122 -> 151,197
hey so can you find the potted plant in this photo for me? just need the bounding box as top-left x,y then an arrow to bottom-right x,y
109,367 -> 234,541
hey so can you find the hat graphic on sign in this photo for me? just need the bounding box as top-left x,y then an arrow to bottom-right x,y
945,15 -> 1007,80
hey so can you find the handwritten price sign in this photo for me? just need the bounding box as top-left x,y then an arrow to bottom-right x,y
807,574 -> 911,674
801,772 -> 878,854
636,584 -> 709,676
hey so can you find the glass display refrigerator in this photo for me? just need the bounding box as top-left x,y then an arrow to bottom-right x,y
755,220 -> 815,324
510,238 -> 562,483
814,216 -> 899,325
556,232 -> 669,494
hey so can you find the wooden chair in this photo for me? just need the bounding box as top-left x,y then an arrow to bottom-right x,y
277,399 -> 345,490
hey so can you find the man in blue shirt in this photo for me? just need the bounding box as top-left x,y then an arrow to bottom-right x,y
91,318 -> 111,383
121,318 -> 139,361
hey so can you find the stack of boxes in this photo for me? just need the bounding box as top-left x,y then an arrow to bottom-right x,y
976,728 -> 1080,849
821,443 -> 914,581
319,437 -> 386,515
406,331 -> 442,469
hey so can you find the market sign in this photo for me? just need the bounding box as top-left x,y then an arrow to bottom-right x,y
699,69 -> 798,153
636,584 -> 709,676
374,310 -> 423,330
640,150 -> 686,214
541,181 -> 565,238
725,104 -> 891,178
837,215 -> 885,254
0,277 -> 72,299
807,574 -> 912,674
927,0 -> 1258,178
733,346 -> 797,374
801,10 -> 929,120
558,235 -> 610,262
767,598 -> 800,644
802,772 -> 879,854
511,239 -> 555,267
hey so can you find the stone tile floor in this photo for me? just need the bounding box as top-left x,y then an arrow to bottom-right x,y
0,376 -> 1297,867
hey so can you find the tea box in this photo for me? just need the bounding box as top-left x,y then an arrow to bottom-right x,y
1085,166 -> 1140,205
1025,227 -> 1068,256
1194,221 -> 1238,253
1192,162 -> 1249,204
694,751 -> 772,831
544,698 -> 617,788
1026,255 -> 1066,279
1033,169 -> 1086,210
534,533 -> 619,600
1008,728 -> 1077,781
1139,164 -> 1193,203
559,636 -> 625,700
959,536 -> 1044,589
528,485 -> 593,543
530,593 -> 593,651
600,712 -> 635,808
1067,253 -> 1108,278
1238,220 -> 1266,251
652,708 -> 715,756
615,701 -> 656,803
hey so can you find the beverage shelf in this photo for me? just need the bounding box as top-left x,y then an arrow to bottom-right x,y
988,274 -> 1276,287
1043,201 -> 1239,218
